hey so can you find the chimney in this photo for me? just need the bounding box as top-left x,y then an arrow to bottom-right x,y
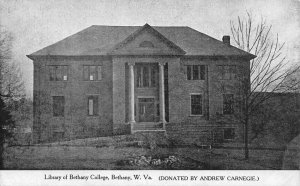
222,35 -> 230,46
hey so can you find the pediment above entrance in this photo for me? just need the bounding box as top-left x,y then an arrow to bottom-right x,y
108,24 -> 186,56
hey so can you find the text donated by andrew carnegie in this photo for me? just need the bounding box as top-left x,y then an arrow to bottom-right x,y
44,173 -> 260,182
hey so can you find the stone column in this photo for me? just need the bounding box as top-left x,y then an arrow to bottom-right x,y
159,62 -> 166,126
128,62 -> 135,125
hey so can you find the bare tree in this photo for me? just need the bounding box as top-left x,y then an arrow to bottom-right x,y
230,12 -> 300,159
1,61 -> 25,99
281,66 -> 300,93
0,26 -> 25,99
0,26 -> 12,95
0,25 -> 26,168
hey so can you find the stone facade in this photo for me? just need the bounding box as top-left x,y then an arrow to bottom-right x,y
28,24 -> 254,143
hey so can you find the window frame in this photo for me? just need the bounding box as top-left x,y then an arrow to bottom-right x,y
49,65 -> 69,81
87,95 -> 99,116
136,64 -> 157,88
223,93 -> 234,115
186,65 -> 205,80
217,65 -> 237,80
190,93 -> 203,116
223,128 -> 235,140
83,65 -> 102,81
52,96 -> 65,117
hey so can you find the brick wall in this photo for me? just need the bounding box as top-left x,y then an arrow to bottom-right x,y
167,57 -> 249,144
33,57 -> 113,143
33,55 -> 249,144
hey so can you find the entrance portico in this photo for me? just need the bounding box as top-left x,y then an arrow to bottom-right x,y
128,61 -> 166,132
110,24 -> 186,134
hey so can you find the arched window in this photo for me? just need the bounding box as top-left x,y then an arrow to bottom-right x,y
139,41 -> 154,48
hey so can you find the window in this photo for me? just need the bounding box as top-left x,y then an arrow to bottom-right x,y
224,128 -> 235,140
223,94 -> 234,114
53,132 -> 64,141
83,65 -> 102,81
88,96 -> 98,116
139,41 -> 154,48
187,65 -> 205,80
53,96 -> 65,117
218,65 -> 236,80
49,66 -> 68,81
136,65 -> 157,88
191,94 -> 203,115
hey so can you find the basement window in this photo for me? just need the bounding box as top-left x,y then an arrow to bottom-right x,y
52,132 -> 64,141
223,128 -> 235,140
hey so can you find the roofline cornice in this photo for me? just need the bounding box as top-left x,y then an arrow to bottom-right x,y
26,55 -> 112,61
182,55 -> 256,60
27,54 -> 255,61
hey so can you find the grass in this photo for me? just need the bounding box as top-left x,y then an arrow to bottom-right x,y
3,144 -> 285,170
4,146 -> 149,169
211,148 -> 284,169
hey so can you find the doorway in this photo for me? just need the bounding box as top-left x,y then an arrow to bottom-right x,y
138,97 -> 155,122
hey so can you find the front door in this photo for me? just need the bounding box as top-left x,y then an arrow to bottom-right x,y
138,98 -> 155,122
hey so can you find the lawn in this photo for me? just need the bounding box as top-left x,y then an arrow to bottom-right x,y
3,144 -> 285,170
3,146 -> 148,169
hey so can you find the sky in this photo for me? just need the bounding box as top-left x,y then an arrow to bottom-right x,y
0,0 -> 299,97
